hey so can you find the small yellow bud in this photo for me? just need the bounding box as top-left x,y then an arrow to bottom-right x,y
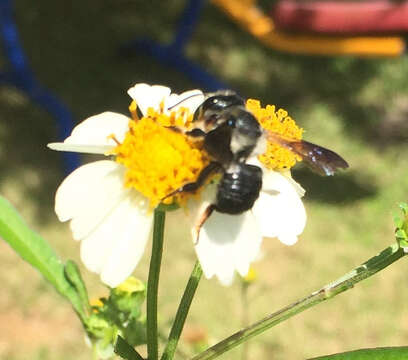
116,276 -> 145,293
242,267 -> 258,284
90,298 -> 104,312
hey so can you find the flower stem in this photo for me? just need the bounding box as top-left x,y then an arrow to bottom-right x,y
147,209 -> 166,360
92,343 -> 98,360
161,261 -> 203,360
240,282 -> 250,360
191,242 -> 406,360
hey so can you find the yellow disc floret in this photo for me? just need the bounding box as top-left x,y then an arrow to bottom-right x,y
246,99 -> 303,171
113,107 -> 209,208
147,105 -> 195,128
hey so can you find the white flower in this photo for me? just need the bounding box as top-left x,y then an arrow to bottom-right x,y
48,83 -> 306,287
189,164 -> 305,285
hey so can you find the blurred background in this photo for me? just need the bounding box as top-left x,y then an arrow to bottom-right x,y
1,0 -> 408,359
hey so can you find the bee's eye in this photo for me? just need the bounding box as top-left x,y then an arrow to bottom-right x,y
227,118 -> 235,127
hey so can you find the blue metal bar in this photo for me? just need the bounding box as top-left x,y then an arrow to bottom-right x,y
122,0 -> 229,92
0,0 -> 80,174
0,0 -> 28,71
171,0 -> 206,53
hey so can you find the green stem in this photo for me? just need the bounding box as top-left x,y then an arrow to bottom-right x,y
92,342 -> 98,360
192,243 -> 406,360
161,261 -> 203,360
147,209 -> 166,360
240,282 -> 249,360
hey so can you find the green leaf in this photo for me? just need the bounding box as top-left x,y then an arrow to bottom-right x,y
86,278 -> 147,348
396,229 -> 408,240
0,196 -> 86,320
399,202 -> 408,214
114,335 -> 145,360
393,215 -> 403,229
64,260 -> 91,314
395,204 -> 408,248
123,318 -> 147,347
309,346 -> 408,359
398,239 -> 408,249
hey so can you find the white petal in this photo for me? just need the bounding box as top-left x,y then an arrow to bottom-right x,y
261,170 -> 290,192
185,182 -> 217,242
61,112 -> 130,148
285,176 -> 306,198
80,221 -> 114,273
194,211 -> 263,285
55,160 -> 129,240
276,234 -> 299,246
233,213 -> 263,277
252,172 -> 306,245
100,197 -> 153,287
80,195 -> 153,287
278,170 -> 306,198
247,157 -> 306,197
127,83 -> 204,117
127,83 -> 171,116
47,143 -> 114,155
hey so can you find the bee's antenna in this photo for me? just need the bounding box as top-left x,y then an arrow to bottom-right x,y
167,90 -> 237,111
167,92 -> 203,111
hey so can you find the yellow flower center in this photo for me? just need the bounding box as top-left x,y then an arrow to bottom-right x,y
246,99 -> 303,170
114,97 -> 302,208
113,105 -> 209,209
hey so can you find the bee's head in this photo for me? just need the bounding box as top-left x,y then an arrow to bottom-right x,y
194,91 -> 245,128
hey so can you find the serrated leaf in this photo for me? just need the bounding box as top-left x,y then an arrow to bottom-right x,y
309,346 -> 408,359
114,335 -> 144,360
0,196 -> 86,319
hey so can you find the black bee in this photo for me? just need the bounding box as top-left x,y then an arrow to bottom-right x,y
164,91 -> 349,238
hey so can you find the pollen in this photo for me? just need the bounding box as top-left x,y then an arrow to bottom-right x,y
113,107 -> 209,208
246,99 -> 303,171
146,106 -> 195,128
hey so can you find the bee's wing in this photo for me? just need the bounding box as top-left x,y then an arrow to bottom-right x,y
287,140 -> 349,176
266,132 -> 349,176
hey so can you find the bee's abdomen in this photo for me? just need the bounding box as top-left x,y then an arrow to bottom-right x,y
215,164 -> 263,214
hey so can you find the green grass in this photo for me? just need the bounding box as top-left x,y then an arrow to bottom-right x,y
1,1 -> 408,359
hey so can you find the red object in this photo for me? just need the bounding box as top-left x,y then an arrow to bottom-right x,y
272,0 -> 408,34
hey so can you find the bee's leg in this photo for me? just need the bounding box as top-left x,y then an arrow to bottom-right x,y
165,127 -> 205,137
193,204 -> 215,245
162,162 -> 221,200
166,126 -> 182,133
185,128 -> 206,138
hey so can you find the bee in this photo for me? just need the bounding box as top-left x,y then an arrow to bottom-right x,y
164,91 -> 349,239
